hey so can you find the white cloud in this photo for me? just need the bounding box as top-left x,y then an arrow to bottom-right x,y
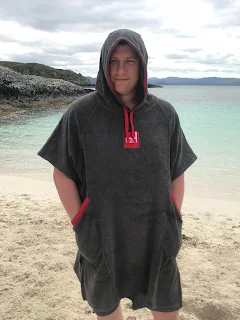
0,0 -> 239,78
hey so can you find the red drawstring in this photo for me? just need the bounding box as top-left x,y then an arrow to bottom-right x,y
129,111 -> 135,137
124,107 -> 129,137
123,108 -> 135,138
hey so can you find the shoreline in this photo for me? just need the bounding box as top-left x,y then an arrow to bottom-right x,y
0,92 -> 94,118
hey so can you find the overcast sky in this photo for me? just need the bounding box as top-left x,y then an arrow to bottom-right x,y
0,0 -> 239,78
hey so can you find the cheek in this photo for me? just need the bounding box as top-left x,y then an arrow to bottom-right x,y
109,63 -> 117,79
109,65 -> 113,78
132,66 -> 139,82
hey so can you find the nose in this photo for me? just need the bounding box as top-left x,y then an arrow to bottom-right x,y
116,61 -> 126,74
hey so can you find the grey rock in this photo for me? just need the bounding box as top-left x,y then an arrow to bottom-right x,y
0,66 -> 86,106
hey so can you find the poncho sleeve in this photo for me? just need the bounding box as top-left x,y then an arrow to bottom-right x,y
170,110 -> 197,181
37,107 -> 80,182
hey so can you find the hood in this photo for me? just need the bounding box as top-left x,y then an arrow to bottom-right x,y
96,29 -> 148,110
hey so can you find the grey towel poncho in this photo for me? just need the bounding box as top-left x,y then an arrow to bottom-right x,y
38,29 -> 197,314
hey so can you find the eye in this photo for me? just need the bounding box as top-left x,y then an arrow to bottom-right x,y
109,59 -> 117,64
126,60 -> 136,64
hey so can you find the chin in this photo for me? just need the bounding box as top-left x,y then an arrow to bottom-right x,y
115,89 -> 130,96
114,86 -> 132,95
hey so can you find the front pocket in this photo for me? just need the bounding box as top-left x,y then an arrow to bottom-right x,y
71,196 -> 90,226
73,197 -> 102,264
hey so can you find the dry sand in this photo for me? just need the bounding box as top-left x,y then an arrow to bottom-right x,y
1,174 -> 240,320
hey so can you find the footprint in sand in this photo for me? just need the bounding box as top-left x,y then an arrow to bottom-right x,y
232,225 -> 240,228
196,303 -> 229,320
182,234 -> 210,249
21,193 -> 31,200
85,309 -> 93,314
84,306 -> 93,314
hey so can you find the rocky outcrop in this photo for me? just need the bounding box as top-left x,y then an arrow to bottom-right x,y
0,61 -> 91,86
0,66 -> 96,117
0,66 -> 84,103
147,84 -> 163,88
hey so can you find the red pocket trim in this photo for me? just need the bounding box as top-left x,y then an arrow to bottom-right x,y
170,193 -> 182,218
71,196 -> 90,226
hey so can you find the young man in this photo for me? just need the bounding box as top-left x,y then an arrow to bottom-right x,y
38,29 -> 197,320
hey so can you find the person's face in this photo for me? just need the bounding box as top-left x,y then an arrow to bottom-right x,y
109,44 -> 139,99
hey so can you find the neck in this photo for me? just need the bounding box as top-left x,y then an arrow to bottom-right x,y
119,92 -> 136,109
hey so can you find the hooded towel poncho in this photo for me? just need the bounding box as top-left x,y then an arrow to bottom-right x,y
38,29 -> 197,314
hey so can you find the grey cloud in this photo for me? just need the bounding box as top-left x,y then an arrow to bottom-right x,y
203,0 -> 235,10
159,28 -> 196,38
148,66 -> 202,73
160,28 -> 180,34
174,34 -> 196,38
0,0 -> 163,32
0,29 -> 103,57
205,16 -> 240,28
44,43 -> 102,55
1,26 -> 102,73
0,33 -> 102,55
204,67 -> 240,73
7,51 -> 97,68
165,53 -> 189,59
219,12 -> 240,27
180,48 -> 202,53
194,53 -> 235,65
0,34 -> 13,43
203,23 -> 220,28
163,52 -> 236,66
203,68 -> 223,72
203,0 -> 240,27
0,34 -> 47,47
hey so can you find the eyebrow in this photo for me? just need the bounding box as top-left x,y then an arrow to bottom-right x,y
110,56 -> 138,60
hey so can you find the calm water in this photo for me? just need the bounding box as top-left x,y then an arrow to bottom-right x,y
0,86 -> 240,202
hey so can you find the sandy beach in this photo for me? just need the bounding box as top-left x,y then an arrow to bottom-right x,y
1,174 -> 239,320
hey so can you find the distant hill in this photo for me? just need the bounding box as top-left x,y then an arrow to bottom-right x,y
0,61 -> 91,86
88,76 -> 240,86
148,77 -> 240,86
87,76 -> 97,85
87,77 -> 162,87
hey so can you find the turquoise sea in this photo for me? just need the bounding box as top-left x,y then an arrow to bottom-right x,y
0,86 -> 239,202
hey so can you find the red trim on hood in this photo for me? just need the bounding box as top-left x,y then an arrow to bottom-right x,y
139,55 -> 147,97
107,44 -> 119,93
